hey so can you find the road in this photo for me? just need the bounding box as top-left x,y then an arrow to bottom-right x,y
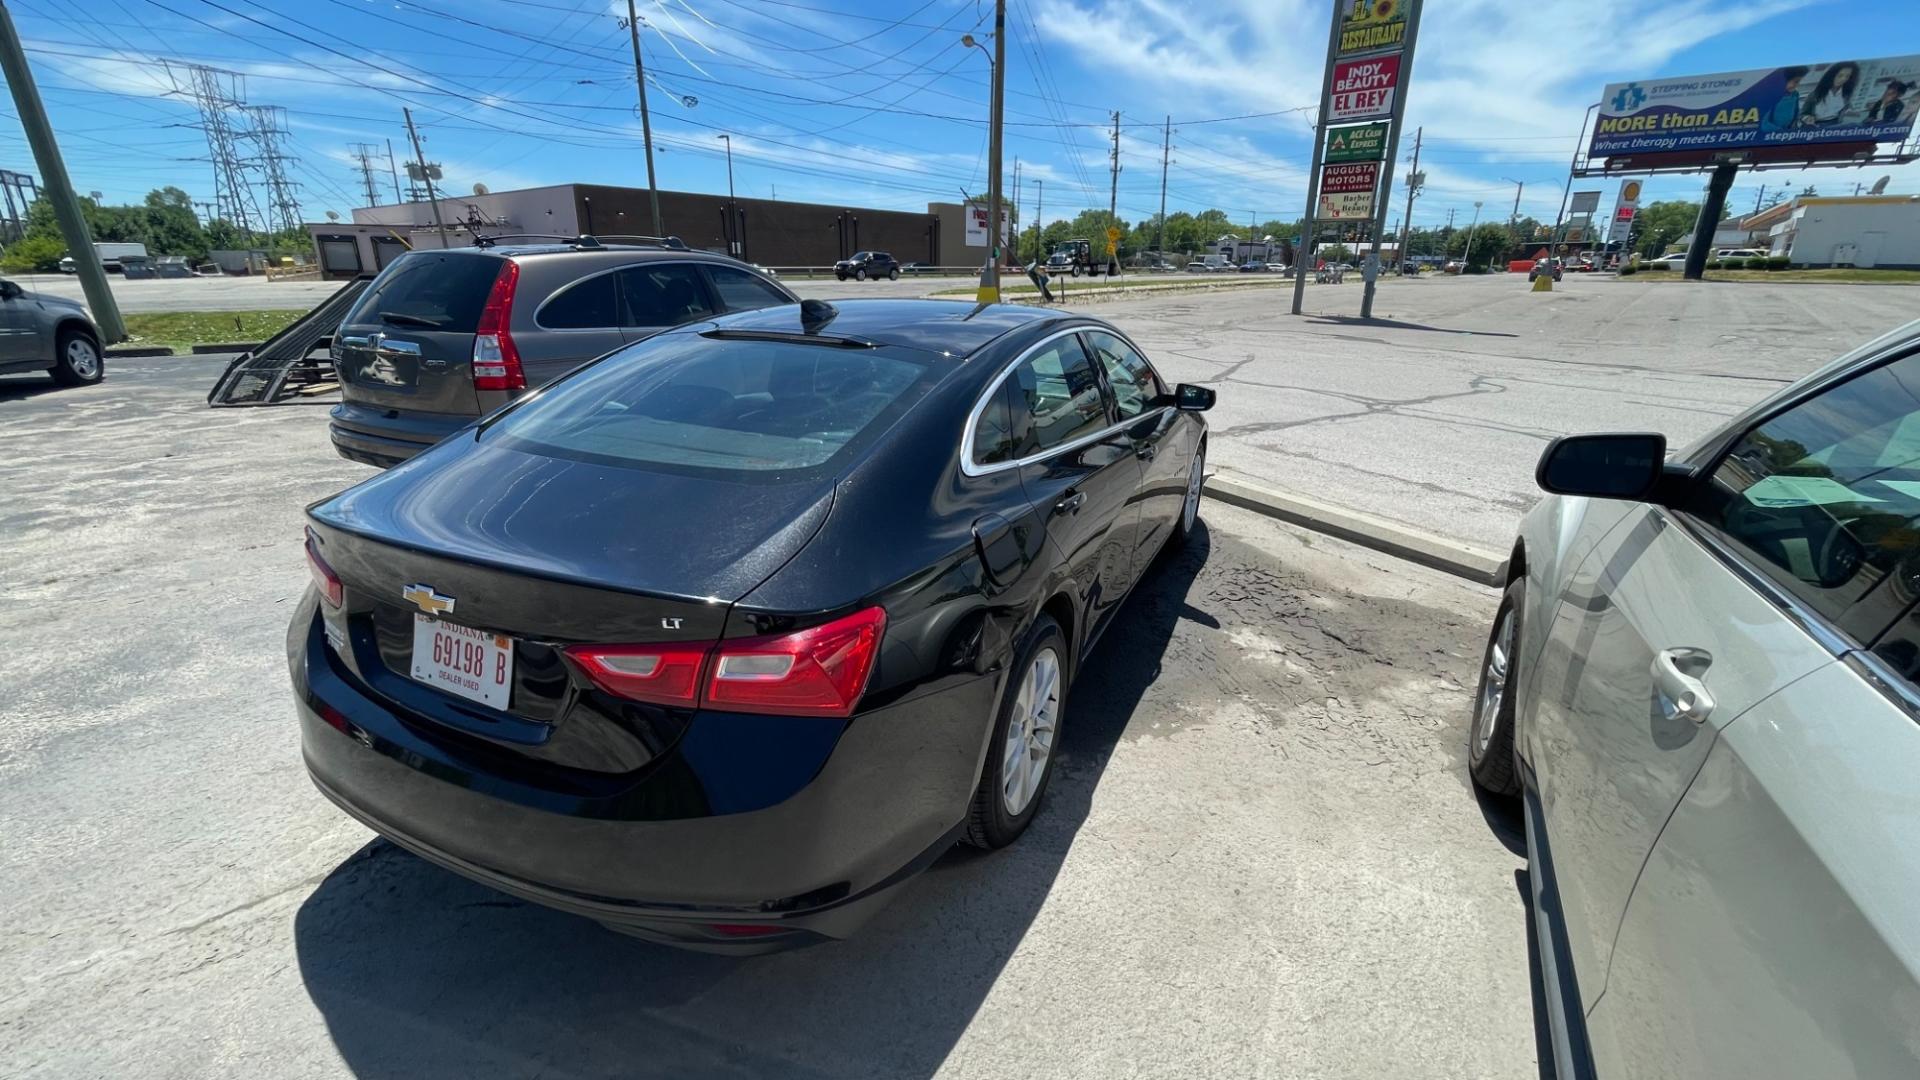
0,357 -> 1533,1079
1091,273 -> 1907,552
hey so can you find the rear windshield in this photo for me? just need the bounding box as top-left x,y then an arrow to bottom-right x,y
485,332 -> 938,480
345,251 -> 502,330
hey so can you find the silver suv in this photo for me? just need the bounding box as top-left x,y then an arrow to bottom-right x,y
0,278 -> 104,388
328,238 -> 798,467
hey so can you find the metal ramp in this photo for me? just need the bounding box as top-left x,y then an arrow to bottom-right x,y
207,274 -> 374,407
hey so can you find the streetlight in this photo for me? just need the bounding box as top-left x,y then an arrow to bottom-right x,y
1461,200 -> 1484,270
717,133 -> 737,257
962,12 -> 1005,303
1501,177 -> 1525,230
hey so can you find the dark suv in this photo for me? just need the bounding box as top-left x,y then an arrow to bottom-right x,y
328,239 -> 798,467
833,251 -> 899,282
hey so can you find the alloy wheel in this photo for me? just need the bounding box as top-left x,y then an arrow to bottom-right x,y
1474,607 -> 1514,757
1182,448 -> 1205,532
1001,647 -> 1061,816
67,338 -> 100,379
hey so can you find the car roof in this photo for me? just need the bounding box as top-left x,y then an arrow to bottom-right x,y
445,242 -> 730,261
702,298 -> 1069,356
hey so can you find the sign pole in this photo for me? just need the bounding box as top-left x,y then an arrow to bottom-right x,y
1290,0 -> 1345,317
1359,3 -> 1421,319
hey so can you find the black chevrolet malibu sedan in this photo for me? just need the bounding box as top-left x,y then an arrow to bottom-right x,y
290,297 -> 1213,951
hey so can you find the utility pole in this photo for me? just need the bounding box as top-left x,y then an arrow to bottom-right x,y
385,139 -> 402,203
717,133 -> 736,255
968,0 -> 1005,303
1395,126 -> 1421,273
1461,200 -> 1484,268
350,142 -> 382,207
402,108 -> 449,248
1033,177 -> 1042,264
1359,4 -> 1422,319
1156,115 -> 1170,259
1011,156 -> 1021,261
1107,110 -> 1122,226
0,1 -> 123,341
624,0 -> 663,236
1505,179 -> 1524,230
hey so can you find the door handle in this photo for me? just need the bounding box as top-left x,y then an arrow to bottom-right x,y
1135,442 -> 1157,462
1054,491 -> 1086,516
1652,648 -> 1715,724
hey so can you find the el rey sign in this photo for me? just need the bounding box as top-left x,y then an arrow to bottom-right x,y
1330,55 -> 1400,121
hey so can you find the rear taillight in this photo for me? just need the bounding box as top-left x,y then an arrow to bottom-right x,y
707,607 -> 886,717
564,642 -> 710,708
472,259 -> 524,392
304,527 -> 342,607
564,607 -> 886,718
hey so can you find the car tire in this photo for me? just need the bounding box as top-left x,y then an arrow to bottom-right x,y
50,327 -> 104,387
965,615 -> 1067,850
888,268 -> 900,281
1468,577 -> 1524,797
836,273 -> 847,281
855,268 -> 867,281
1168,438 -> 1206,551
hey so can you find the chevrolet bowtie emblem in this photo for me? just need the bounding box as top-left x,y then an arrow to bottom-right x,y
401,584 -> 456,616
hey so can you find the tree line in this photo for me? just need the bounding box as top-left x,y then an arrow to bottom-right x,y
0,187 -> 309,272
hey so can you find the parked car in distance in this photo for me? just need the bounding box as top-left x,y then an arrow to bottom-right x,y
328,238 -> 799,468
292,298 -> 1215,952
1239,260 -> 1267,273
1646,253 -> 1689,269
1528,258 -> 1563,282
1469,317 -> 1920,1079
834,251 -> 900,281
57,241 -> 148,274
900,261 -> 934,274
1442,259 -> 1463,274
1714,247 -> 1765,260
0,277 -> 105,387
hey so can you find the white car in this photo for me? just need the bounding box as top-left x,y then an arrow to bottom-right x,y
1714,248 -> 1765,260
1646,253 -> 1689,268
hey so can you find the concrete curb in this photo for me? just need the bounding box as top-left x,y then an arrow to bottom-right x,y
105,346 -> 174,358
1205,471 -> 1506,586
191,342 -> 260,354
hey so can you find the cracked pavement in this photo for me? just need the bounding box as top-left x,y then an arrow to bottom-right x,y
1077,273 -> 1905,551
1,356 -> 1532,1078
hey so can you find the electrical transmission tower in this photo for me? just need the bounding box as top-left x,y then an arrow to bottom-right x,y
244,105 -> 301,234
166,61 -> 266,243
348,142 -> 383,207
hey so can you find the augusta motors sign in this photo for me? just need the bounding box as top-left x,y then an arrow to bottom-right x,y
1330,55 -> 1400,121
1317,160 -> 1379,219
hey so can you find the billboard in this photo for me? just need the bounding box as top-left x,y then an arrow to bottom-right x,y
1569,190 -> 1601,214
1591,56 -> 1920,158
1318,160 -> 1379,219
963,202 -> 1010,247
1326,121 -> 1389,162
1336,0 -> 1414,58
1329,55 -> 1400,121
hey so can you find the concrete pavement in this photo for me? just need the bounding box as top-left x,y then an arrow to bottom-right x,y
1090,272 -> 1907,551
0,357 -> 1533,1080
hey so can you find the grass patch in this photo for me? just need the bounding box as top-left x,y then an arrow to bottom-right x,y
1630,268 -> 1920,285
122,309 -> 303,351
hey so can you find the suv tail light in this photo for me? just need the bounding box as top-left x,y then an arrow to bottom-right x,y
472,259 -> 524,392
304,527 -> 342,607
564,607 -> 887,718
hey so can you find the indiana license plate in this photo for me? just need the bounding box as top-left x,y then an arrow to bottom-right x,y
411,614 -> 513,710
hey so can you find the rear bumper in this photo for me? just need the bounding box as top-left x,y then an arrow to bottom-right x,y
328,401 -> 475,468
290,603 -> 996,949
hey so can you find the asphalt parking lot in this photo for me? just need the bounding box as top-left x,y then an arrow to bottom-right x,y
0,356 -> 1532,1078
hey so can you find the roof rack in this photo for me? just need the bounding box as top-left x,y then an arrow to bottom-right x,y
589,233 -> 688,249
471,232 -> 687,251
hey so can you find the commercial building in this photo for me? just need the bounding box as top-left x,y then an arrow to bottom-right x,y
305,183 -> 1008,279
1742,193 -> 1920,269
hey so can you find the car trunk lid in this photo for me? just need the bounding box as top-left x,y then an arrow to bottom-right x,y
333,250 -> 505,415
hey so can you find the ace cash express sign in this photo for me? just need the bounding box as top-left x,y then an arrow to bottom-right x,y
1329,54 -> 1400,122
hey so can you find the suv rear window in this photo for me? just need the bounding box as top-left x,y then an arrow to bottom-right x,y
486,333 -> 937,479
346,251 -> 501,330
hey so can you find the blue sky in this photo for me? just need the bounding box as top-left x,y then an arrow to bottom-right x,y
4,0 -> 1917,232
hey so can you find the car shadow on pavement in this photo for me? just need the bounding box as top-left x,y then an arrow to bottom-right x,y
0,374 -> 69,401
293,526 -> 1216,1080
1304,315 -> 1520,338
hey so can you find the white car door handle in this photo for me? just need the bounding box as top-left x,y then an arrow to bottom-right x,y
1653,648 -> 1716,724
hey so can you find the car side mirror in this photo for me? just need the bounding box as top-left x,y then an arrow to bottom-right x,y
0,280 -> 20,300
1173,383 -> 1215,412
1536,433 -> 1676,502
